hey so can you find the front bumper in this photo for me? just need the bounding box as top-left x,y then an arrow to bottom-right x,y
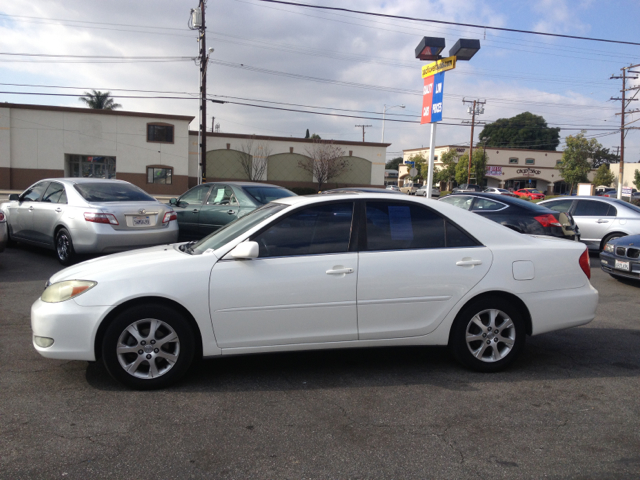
600,252 -> 640,279
31,297 -> 112,361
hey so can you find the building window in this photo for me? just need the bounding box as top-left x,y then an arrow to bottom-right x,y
147,123 -> 174,143
556,160 -> 562,165
509,158 -> 518,164
525,158 -> 535,165
67,155 -> 116,178
147,166 -> 173,184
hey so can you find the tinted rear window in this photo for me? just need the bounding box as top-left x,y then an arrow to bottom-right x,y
74,183 -> 155,202
243,186 -> 296,204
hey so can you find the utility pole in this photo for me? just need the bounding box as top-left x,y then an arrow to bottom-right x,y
462,99 -> 486,183
355,124 -> 372,142
199,0 -> 207,184
611,64 -> 640,199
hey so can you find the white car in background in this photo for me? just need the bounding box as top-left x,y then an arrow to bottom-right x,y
32,193 -> 598,389
2,178 -> 178,265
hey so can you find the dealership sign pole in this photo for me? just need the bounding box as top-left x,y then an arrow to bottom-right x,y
421,66 -> 448,199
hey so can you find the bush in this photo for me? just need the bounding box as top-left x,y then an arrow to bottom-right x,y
290,187 -> 318,195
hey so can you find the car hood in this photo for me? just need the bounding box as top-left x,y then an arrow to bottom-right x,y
48,244 -> 208,283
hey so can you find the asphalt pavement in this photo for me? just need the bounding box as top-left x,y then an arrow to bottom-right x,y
1,244 -> 639,479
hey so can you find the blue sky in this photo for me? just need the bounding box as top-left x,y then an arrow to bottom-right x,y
1,0 -> 639,162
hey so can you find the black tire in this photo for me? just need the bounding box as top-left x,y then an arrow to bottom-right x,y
55,228 -> 76,266
102,304 -> 195,390
449,296 -> 526,373
600,233 -> 625,252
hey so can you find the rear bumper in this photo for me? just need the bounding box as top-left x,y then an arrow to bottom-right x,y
71,222 -> 179,254
520,282 -> 598,336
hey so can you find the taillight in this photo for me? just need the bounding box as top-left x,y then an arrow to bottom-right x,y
534,214 -> 562,228
579,248 -> 591,279
0,211 -> 5,222
84,212 -> 119,225
163,211 -> 177,223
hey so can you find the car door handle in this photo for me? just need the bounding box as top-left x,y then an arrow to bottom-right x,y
326,267 -> 354,275
597,219 -> 609,223
55,208 -> 62,213
227,210 -> 236,215
192,209 -> 199,213
456,259 -> 483,267
28,206 -> 34,211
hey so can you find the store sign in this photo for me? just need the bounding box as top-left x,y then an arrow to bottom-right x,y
421,56 -> 457,78
486,166 -> 502,176
421,72 -> 445,124
516,168 -> 541,176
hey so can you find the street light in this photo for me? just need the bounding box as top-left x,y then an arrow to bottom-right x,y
381,104 -> 405,143
414,36 -> 480,199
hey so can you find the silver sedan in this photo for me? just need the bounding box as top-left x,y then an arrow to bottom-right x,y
1,178 -> 178,264
539,196 -> 640,251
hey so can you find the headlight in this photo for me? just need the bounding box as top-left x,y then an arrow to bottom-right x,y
604,243 -> 615,253
41,280 -> 97,303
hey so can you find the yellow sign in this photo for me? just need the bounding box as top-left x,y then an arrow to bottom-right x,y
421,56 -> 457,78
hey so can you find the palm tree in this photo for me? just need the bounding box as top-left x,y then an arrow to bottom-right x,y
79,90 -> 122,110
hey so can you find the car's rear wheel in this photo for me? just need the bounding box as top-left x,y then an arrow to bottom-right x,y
102,304 -> 195,389
55,228 -> 76,265
449,297 -> 526,372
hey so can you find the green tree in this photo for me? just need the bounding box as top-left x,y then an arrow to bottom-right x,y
434,149 -> 459,190
385,157 -> 403,170
592,164 -> 615,187
592,147 -> 620,168
479,112 -> 560,151
305,129 -> 310,139
310,133 -> 321,140
454,148 -> 488,185
557,132 -> 600,193
79,90 -> 122,110
634,170 -> 640,191
407,153 -> 428,181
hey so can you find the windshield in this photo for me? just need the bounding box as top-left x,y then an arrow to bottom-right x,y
243,186 -> 296,204
192,203 -> 288,254
74,183 -> 155,202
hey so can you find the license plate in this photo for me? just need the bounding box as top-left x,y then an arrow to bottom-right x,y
615,259 -> 630,271
133,216 -> 150,226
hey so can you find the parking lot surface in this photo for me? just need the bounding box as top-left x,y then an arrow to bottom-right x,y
1,244 -> 639,479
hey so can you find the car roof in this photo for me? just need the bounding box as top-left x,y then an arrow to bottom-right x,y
443,192 -> 554,211
202,181 -> 289,188
33,178 -> 132,186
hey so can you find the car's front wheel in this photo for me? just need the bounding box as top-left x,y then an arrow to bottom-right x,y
449,297 -> 526,372
55,228 -> 76,265
102,304 -> 196,389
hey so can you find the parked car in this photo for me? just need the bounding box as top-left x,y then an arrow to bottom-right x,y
32,192 -> 597,389
483,187 -> 517,197
386,185 -> 401,192
322,187 -> 402,195
1,178 -> 178,265
514,188 -> 545,200
452,184 -> 483,193
596,187 -> 617,197
439,193 -> 580,240
415,185 -> 440,198
169,182 -> 296,240
539,196 -> 640,251
600,234 -> 640,281
400,184 -> 420,195
0,209 -> 7,253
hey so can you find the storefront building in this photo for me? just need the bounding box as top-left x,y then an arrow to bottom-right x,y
400,145 -> 596,194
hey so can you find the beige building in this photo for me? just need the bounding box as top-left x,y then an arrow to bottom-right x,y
610,162 -> 640,191
401,145 -> 596,194
0,102 -> 390,195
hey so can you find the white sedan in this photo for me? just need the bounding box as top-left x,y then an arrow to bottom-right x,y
32,193 -> 598,389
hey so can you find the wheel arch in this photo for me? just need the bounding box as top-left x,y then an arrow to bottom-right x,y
94,296 -> 204,361
599,231 -> 628,251
447,290 -> 533,346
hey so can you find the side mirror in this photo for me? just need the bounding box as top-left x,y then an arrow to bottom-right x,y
8,194 -> 19,201
169,198 -> 178,206
228,241 -> 259,259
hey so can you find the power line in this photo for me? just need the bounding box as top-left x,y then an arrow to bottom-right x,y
253,0 -> 640,47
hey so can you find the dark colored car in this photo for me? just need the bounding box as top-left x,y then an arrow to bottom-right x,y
169,182 -> 296,240
600,234 -> 640,281
322,187 -> 403,195
439,193 -> 580,240
452,184 -> 483,193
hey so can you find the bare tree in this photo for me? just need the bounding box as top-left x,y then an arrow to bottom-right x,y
236,136 -> 272,181
299,140 -> 349,191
